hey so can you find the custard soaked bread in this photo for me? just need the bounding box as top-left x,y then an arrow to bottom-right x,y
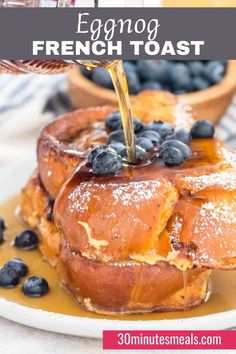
21,91 -> 236,314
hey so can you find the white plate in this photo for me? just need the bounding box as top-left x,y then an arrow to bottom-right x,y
0,158 -> 235,338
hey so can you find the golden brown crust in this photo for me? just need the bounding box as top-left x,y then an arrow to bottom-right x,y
21,171 -> 60,267
37,91 -> 194,198
59,245 -> 210,314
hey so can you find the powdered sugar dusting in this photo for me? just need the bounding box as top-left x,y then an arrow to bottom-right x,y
183,171 -> 236,193
68,179 -> 163,213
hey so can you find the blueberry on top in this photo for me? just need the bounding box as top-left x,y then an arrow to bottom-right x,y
105,111 -> 122,131
92,150 -> 123,175
88,146 -> 115,164
0,266 -> 19,288
138,130 -> 161,145
133,118 -> 143,134
160,140 -> 192,159
136,137 -> 154,151
108,142 -> 125,155
108,129 -> 126,144
22,276 -> 49,297
143,120 -> 173,139
80,66 -> 92,79
166,129 -> 191,144
5,258 -> 28,278
120,145 -> 147,161
190,120 -> 215,139
159,147 -> 184,167
14,229 -> 39,251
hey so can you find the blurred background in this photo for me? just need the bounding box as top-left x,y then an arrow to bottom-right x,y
0,59 -> 236,170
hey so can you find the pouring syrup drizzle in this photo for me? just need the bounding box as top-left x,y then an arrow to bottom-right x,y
0,59 -> 137,163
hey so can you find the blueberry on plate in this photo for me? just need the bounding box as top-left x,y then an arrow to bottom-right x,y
108,129 -> 125,144
160,140 -> 192,159
137,60 -> 170,84
14,229 -> 39,250
91,68 -> 114,89
120,145 -> 147,161
105,111 -> 122,131
133,118 -> 143,134
22,276 -> 49,297
0,266 -> 19,288
141,81 -> 162,91
136,137 -> 154,151
166,129 -> 191,144
190,120 -> 215,139
138,130 -> 161,145
159,147 -> 184,167
92,150 -> 123,175
5,258 -> 28,277
125,71 -> 141,94
88,145 -> 115,164
143,121 -> 173,139
108,142 -> 125,155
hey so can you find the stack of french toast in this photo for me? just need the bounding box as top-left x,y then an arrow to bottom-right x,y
21,91 -> 236,315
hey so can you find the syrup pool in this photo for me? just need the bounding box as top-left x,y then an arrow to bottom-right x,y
0,195 -> 235,321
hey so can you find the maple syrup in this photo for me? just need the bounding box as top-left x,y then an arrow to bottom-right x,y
0,195 -> 235,320
0,59 -> 137,163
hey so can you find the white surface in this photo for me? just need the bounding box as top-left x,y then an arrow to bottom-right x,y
0,159 -> 235,347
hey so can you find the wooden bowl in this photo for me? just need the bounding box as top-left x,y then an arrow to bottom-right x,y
67,60 -> 236,124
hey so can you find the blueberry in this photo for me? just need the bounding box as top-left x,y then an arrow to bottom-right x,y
126,71 -> 141,94
0,267 -> 19,288
108,142 -> 125,154
92,150 -> 123,175
0,218 -> 6,231
204,61 -> 225,84
123,61 -> 138,74
138,130 -> 161,145
133,118 -> 143,133
105,111 -> 122,131
92,68 -> 113,89
170,63 -> 192,92
80,66 -> 92,79
141,81 -> 162,91
188,61 -> 205,77
14,229 -> 39,250
143,121 -> 173,139
120,145 -> 148,161
137,60 -> 170,83
5,259 -> 28,277
190,120 -> 215,139
192,77 -> 209,91
136,137 -> 154,151
166,129 -> 191,144
22,276 -> 49,297
88,145 -> 115,164
0,230 -> 4,245
160,140 -> 192,159
160,147 -> 184,167
108,129 -> 125,144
